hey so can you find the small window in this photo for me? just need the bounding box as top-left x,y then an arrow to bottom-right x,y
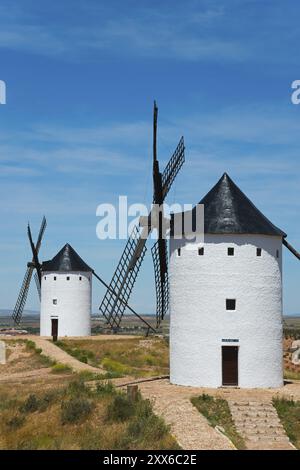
198,247 -> 204,256
79,276 -> 82,281
54,276 -> 57,281
53,299 -> 57,305
276,249 -> 279,258
256,248 -> 262,257
66,276 -> 70,281
227,247 -> 234,256
177,248 -> 181,257
226,299 -> 236,310
44,276 -> 46,280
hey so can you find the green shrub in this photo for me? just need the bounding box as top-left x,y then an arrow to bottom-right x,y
191,394 -> 245,449
106,393 -> 135,422
273,397 -> 300,448
66,379 -> 91,398
38,390 -> 61,412
101,357 -> 131,376
25,340 -> 36,351
25,340 -> 55,367
19,394 -> 39,413
61,397 -> 93,424
6,415 -> 25,429
96,381 -> 115,396
51,363 -> 72,374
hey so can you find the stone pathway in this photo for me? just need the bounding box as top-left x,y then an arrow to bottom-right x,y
228,400 -> 295,450
138,380 -> 234,450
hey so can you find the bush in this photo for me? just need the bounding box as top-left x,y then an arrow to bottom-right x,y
25,340 -> 36,351
6,415 -> 25,429
66,379 -> 91,398
96,381 -> 115,396
106,393 -> 135,422
38,390 -> 61,412
51,363 -> 72,374
101,357 -> 131,376
61,397 -> 93,424
19,394 -> 39,413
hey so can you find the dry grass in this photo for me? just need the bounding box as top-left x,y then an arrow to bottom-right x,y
55,337 -> 169,378
0,379 -> 178,450
0,337 -> 176,450
0,339 -> 53,374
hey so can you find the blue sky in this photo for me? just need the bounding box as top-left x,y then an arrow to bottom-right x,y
0,0 -> 299,315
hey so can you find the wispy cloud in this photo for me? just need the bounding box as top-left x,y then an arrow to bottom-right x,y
0,1 -> 281,63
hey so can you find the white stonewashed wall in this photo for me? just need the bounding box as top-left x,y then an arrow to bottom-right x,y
40,271 -> 91,337
169,234 -> 283,388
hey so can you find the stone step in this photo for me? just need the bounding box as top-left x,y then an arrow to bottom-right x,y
240,429 -> 288,437
228,400 -> 293,450
234,418 -> 281,425
233,407 -> 273,415
247,436 -> 291,443
232,412 -> 275,417
235,424 -> 283,431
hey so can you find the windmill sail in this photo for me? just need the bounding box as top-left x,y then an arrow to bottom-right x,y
162,136 -> 185,199
12,266 -> 35,324
99,102 -> 185,330
12,216 -> 47,325
151,238 -> 169,327
34,271 -> 41,300
283,239 -> 300,260
99,226 -> 147,328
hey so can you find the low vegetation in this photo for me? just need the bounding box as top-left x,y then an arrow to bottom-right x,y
0,379 -> 178,450
284,369 -> 300,381
25,340 -> 56,368
273,397 -> 300,449
55,337 -> 169,378
51,363 -> 72,374
191,394 -> 245,449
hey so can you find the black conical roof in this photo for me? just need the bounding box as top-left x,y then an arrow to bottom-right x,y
42,244 -> 92,272
197,173 -> 286,236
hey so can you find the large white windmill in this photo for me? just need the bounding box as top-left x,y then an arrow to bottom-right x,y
169,173 -> 300,388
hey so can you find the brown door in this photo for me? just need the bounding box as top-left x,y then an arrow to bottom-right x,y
51,319 -> 58,342
222,346 -> 238,386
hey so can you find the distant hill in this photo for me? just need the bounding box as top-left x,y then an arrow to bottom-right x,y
0,309 -> 39,317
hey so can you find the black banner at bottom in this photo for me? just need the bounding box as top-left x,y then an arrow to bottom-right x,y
0,449 -> 299,465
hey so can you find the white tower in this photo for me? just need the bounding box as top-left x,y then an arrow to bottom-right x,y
40,244 -> 92,337
169,173 -> 285,388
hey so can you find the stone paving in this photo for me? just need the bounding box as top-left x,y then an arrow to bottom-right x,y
136,379 -> 300,450
228,400 -> 294,450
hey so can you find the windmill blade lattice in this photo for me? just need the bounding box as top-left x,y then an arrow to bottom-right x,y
99,102 -> 185,331
34,271 -> 41,300
12,216 -> 47,325
99,226 -> 147,328
162,137 -> 185,199
151,238 -> 169,327
12,266 -> 35,324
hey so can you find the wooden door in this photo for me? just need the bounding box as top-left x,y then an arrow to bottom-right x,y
222,346 -> 238,386
51,318 -> 58,342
